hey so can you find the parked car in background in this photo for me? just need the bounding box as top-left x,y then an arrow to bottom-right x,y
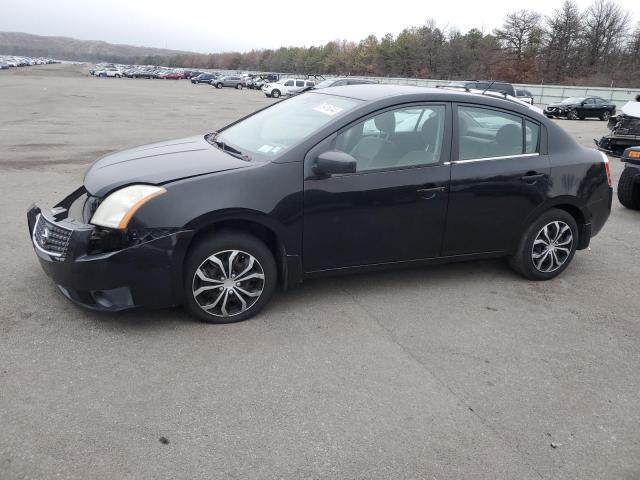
161,70 -> 185,80
27,85 -> 612,323
617,146 -> 640,209
516,88 -> 534,105
445,80 -> 516,97
293,77 -> 378,96
212,75 -> 245,89
597,97 -> 640,156
262,78 -> 315,98
191,73 -> 218,84
94,67 -> 122,78
183,70 -> 205,79
544,96 -> 616,120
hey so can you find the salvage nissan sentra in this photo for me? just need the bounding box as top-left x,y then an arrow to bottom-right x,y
28,85 -> 613,323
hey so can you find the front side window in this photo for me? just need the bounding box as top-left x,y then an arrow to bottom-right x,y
284,80 -> 294,86
333,105 -> 446,172
458,106 -> 523,160
295,80 -> 305,87
216,93 -> 361,160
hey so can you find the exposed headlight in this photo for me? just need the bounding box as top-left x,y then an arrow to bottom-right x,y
91,184 -> 166,230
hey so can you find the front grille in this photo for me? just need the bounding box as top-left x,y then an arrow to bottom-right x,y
33,214 -> 72,260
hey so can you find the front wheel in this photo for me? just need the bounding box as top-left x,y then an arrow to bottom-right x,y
600,111 -> 611,121
236,83 -> 243,90
567,109 -> 579,120
215,82 -> 222,89
508,209 -> 578,280
271,89 -> 281,98
618,168 -> 640,209
183,232 -> 277,323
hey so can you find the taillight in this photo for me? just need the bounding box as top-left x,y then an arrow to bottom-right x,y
600,151 -> 612,187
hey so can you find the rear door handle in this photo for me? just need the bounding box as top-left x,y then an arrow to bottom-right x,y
520,173 -> 545,183
416,186 -> 446,199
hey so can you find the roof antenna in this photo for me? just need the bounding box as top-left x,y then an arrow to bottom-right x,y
481,80 -> 496,95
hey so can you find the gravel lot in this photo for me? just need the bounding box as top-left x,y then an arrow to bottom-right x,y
1,64 -> 639,480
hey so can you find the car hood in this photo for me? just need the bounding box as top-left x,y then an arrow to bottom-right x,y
84,135 -> 251,197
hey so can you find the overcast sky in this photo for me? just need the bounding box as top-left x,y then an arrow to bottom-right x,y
1,0 -> 637,53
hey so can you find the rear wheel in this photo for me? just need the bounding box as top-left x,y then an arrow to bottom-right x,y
508,209 -> 578,280
183,232 -> 277,323
618,168 -> 640,210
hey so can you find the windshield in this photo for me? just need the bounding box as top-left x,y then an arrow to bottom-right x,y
314,79 -> 336,89
215,93 -> 362,159
562,97 -> 585,104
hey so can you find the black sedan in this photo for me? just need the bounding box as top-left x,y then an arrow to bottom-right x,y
544,96 -> 616,121
28,86 -> 612,323
191,73 -> 217,84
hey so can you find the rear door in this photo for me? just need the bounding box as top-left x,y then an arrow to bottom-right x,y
443,104 -> 549,256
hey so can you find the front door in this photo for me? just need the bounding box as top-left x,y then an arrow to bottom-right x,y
303,103 -> 451,272
442,104 -> 550,256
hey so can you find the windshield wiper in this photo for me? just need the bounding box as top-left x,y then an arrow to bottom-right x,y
208,132 -> 249,161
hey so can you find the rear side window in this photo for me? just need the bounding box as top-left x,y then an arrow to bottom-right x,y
307,82 -> 315,87
525,120 -> 540,154
458,106 -> 523,160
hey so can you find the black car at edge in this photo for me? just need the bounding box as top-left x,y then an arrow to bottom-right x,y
27,85 -> 613,323
544,96 -> 616,121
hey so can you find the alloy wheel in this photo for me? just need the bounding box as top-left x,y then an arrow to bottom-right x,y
568,110 -> 578,120
531,221 -> 573,273
192,249 -> 265,318
602,111 -> 610,121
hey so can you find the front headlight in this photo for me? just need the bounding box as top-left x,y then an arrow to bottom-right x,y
91,184 -> 166,230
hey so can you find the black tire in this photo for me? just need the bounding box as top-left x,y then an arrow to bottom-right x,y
600,110 -> 611,121
183,231 -> 277,323
617,168 -> 640,210
215,82 -> 223,89
236,83 -> 243,90
508,209 -> 579,281
567,109 -> 579,120
271,89 -> 281,98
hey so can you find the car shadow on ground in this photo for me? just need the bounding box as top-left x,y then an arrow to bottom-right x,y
33,257 -> 529,331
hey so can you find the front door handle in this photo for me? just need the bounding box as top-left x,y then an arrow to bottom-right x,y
416,186 -> 446,200
520,173 -> 545,184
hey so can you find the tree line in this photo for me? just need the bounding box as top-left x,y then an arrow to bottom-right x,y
142,0 -> 639,87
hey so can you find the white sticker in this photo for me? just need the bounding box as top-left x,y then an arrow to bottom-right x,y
313,103 -> 344,116
258,144 -> 274,153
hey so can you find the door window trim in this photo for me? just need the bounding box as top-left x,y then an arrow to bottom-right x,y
452,102 -> 546,163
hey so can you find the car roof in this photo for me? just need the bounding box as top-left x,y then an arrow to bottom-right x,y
309,84 -> 545,118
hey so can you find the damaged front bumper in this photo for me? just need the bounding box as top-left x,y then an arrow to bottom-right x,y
27,188 -> 194,311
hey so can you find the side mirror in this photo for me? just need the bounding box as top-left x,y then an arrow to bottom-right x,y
314,150 -> 357,176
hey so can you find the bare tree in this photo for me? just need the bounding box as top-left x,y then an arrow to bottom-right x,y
544,0 -> 581,82
494,10 -> 542,60
582,0 -> 631,67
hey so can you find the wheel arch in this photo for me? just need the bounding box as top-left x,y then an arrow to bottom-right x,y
184,210 -> 292,290
519,198 -> 590,252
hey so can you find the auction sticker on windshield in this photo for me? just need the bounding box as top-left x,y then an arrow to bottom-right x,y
313,103 -> 344,116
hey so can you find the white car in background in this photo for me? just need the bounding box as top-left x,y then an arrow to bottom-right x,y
262,78 -> 316,98
94,67 -> 123,78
